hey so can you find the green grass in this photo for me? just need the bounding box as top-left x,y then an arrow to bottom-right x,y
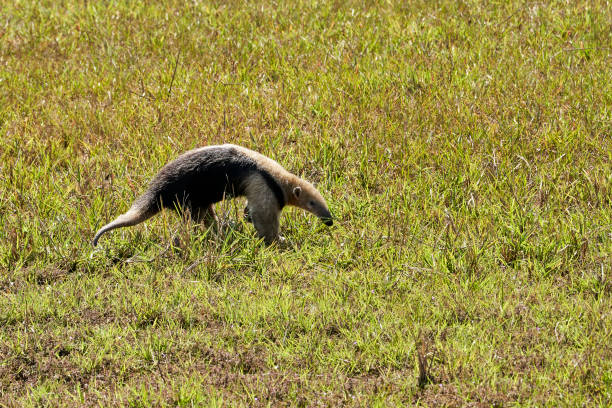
1,0 -> 611,406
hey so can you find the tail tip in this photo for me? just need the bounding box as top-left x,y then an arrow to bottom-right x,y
92,230 -> 103,247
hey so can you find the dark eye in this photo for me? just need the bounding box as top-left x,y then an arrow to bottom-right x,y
309,201 -> 315,206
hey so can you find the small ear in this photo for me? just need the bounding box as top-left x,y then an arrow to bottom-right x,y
293,186 -> 302,198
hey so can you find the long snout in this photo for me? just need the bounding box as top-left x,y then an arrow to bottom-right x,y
320,210 -> 333,226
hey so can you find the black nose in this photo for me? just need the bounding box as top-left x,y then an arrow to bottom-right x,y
322,218 -> 333,226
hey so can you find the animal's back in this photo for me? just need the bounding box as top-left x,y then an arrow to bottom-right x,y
148,145 -> 257,210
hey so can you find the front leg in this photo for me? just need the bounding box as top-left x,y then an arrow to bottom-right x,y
249,206 -> 280,244
243,203 -> 252,223
244,173 -> 284,244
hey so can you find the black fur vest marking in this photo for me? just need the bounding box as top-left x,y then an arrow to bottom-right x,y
145,146 -> 286,211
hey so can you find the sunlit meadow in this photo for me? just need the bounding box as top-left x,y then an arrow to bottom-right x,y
1,0 -> 610,406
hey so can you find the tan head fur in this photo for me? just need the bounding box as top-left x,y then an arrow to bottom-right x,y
288,179 -> 333,226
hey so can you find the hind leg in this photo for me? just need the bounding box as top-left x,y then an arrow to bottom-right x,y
192,205 -> 218,228
170,205 -> 217,247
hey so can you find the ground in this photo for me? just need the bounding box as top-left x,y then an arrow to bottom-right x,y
0,0 -> 611,406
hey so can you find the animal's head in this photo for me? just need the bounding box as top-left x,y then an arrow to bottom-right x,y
290,180 -> 333,226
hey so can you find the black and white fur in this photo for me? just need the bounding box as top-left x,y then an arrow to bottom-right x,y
92,144 -> 333,246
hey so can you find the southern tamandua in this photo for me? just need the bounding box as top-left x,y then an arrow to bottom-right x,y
92,144 -> 333,246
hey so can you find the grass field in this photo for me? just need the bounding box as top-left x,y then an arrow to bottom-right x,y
1,0 -> 611,406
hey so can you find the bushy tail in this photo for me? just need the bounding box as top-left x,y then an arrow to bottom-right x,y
92,204 -> 157,246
